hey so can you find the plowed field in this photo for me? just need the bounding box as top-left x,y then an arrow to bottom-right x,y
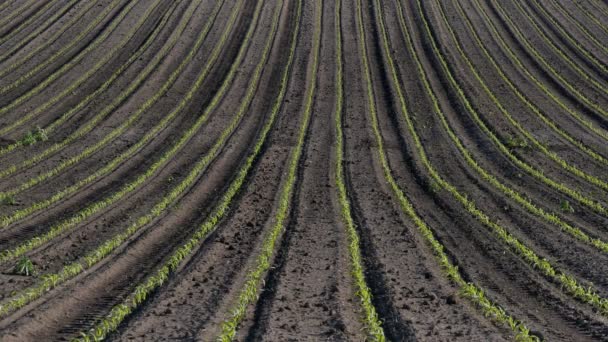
0,0 -> 607,341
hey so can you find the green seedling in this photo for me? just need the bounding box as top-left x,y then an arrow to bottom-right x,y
1,195 -> 15,205
13,256 -> 35,276
505,135 -> 528,150
21,126 -> 47,146
560,200 -> 575,214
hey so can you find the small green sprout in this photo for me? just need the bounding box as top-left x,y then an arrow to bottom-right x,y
560,200 -> 574,214
13,256 -> 35,276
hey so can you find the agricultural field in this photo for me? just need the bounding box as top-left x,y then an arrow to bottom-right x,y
0,0 -> 606,340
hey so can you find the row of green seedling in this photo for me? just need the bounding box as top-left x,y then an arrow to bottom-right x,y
0,0 -> 126,95
488,0 -> 608,117
75,1 -> 298,339
0,0 -> 61,46
362,1 -> 538,339
418,0 -> 608,217
548,0 -> 608,56
0,0 -> 167,135
0,0 -> 244,271
573,1 -> 608,36
395,0 -> 608,316
0,0 -> 176,158
455,0 -> 608,145
421,0 -> 608,254
472,2 -> 608,144
430,0 -> 608,195
0,0 -> 222,229
0,0 -> 218,172
530,0 -> 608,76
217,2 -> 318,340
0,0 -> 263,321
588,0 -> 608,31
0,0 -> 141,118
0,0 -> 87,64
446,0 -> 608,163
333,0 -> 385,339
0,0 -> 39,33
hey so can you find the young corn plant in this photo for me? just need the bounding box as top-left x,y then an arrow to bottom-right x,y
560,200 -> 575,214
21,126 -> 47,146
13,256 -> 35,276
1,195 -> 15,206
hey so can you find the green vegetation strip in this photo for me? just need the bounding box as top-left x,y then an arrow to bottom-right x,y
0,0 -> 164,135
444,0 -> 608,164
0,0 -> 268,321
0,0 -> 78,50
74,2 -> 300,340
418,0 -> 608,217
548,0 -> 608,56
397,0 -> 608,315
0,0 -> 61,46
574,1 -> 608,37
0,1 -> 12,14
0,0 -> 244,261
0,0 -> 176,157
362,1 -> 537,340
0,0 -> 38,32
0,0 -> 127,94
590,0 -> 608,19
0,0 -> 140,116
0,1 -> 223,228
0,0 -> 221,177
216,1 -> 318,339
333,0 -> 385,339
420,0 -> 608,254
431,1 -> 608,192
489,0 -> 608,118
0,0 -> 93,64
530,0 -> 608,75
456,0 -> 608,144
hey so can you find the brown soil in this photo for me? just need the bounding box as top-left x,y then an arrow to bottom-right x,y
0,0 -> 606,341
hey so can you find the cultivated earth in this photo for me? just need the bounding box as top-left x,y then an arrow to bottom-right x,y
0,0 -> 607,341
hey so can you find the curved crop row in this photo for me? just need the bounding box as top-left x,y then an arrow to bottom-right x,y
437,0 -> 608,166
0,0 -> 176,158
361,0 -> 537,339
0,0 -> 79,68
0,0 -> 166,135
415,0 -> 608,255
0,0 -> 224,211
74,1 -> 300,340
0,0 -> 244,260
0,0 -> 143,119
0,0 -> 126,93
0,0 -> 92,64
528,0 -> 608,76
0,0 -> 267,320
0,1 -> 13,15
427,1 -> 608,197
429,0 -> 608,209
0,0 -> 223,178
394,0 -> 608,316
217,1 -> 320,340
0,0 -> 209,224
333,0 -> 385,340
574,0 -> 608,37
416,0 -> 608,217
588,0 -> 608,30
546,0 -> 608,57
462,0 -> 608,143
0,0 -> 39,33
488,0 -> 608,118
0,0 -> 60,46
